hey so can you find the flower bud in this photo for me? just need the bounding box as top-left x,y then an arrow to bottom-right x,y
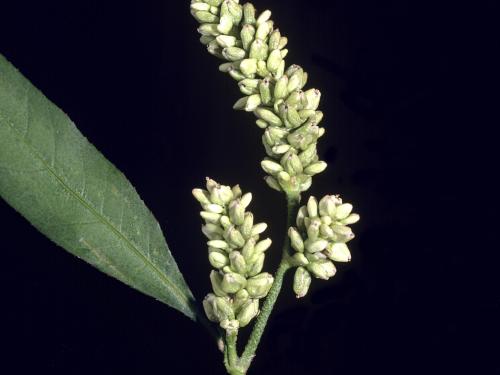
200,35 -> 215,45
261,159 -> 283,174
247,253 -> 265,276
246,273 -> 274,298
220,319 -> 239,334
241,212 -> 254,238
194,10 -> 219,23
342,213 -> 360,225
296,206 -> 307,230
287,69 -> 304,92
293,267 -> 312,298
332,224 -> 353,239
306,218 -> 321,241
307,260 -> 336,280
216,35 -> 237,47
203,294 -> 219,322
210,270 -> 228,297
209,248 -> 229,268
226,226 -> 246,247
204,203 -> 224,214
191,2 -> 211,12
233,288 -> 250,312
249,39 -> 269,60
304,89 -> 321,110
241,237 -> 256,260
274,75 -> 288,100
192,188 -> 211,205
202,223 -> 223,240
267,49 -> 282,72
229,200 -> 245,225
320,223 -> 335,239
318,195 -> 337,217
243,3 -> 256,24
200,211 -> 221,224
207,239 -> 229,250
254,238 -> 272,254
307,196 -> 318,217
240,58 -> 258,76
335,203 -> 353,220
229,251 -> 247,274
259,78 -> 272,105
223,46 -> 246,61
305,238 -> 328,253
204,0 -> 223,6
233,96 -> 248,110
226,0 -> 243,24
245,94 -> 262,111
254,107 -> 283,126
251,222 -> 268,236
241,24 -> 256,50
292,252 -> 309,266
288,227 -> 304,252
286,106 -> 304,128
217,14 -> 233,34
306,251 -> 327,263
198,23 -> 220,37
256,119 -> 268,128
256,10 -> 272,26
278,36 -> 288,49
220,215 -> 232,229
256,20 -> 272,40
304,161 -> 327,176
264,176 -> 282,191
222,272 -> 247,294
237,299 -> 259,327
268,29 -> 281,50
325,243 -> 351,262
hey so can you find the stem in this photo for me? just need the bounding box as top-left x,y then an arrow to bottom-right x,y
238,194 -> 300,371
226,331 -> 239,368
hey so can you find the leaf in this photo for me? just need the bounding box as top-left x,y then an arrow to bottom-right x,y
0,54 -> 196,320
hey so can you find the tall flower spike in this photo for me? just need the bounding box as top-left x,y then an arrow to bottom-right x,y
190,1 -> 327,196
289,195 -> 360,298
194,178 -> 274,332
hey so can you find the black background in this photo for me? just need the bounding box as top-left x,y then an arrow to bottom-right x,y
0,0 -> 498,374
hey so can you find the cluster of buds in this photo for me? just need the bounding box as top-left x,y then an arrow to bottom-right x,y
193,178 -> 274,333
288,195 -> 360,298
190,0 -> 327,195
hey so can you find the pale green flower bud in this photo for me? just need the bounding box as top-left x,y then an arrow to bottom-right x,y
257,60 -> 271,78
241,212 -> 254,238
191,2 -> 211,12
255,107 -> 283,126
194,11 -> 219,23
209,6 -> 220,15
229,251 -> 247,274
268,29 -> 281,50
210,270 -> 228,297
272,144 -> 291,154
229,200 -> 245,225
318,195 -> 337,217
200,35 -> 215,45
307,196 -> 318,217
216,35 -> 237,47
261,159 -> 283,174
226,0 -> 243,24
241,24 -> 256,50
241,237 -> 256,260
286,106 -> 304,128
304,88 -> 321,110
263,129 -> 275,146
217,14 -> 233,34
247,253 -> 265,276
304,161 -> 327,176
245,94 -> 262,111
287,69 -> 304,92
288,227 -> 304,252
222,272 -> 247,293
203,294 -> 219,322
320,223 -> 335,239
208,239 -> 229,250
251,222 -> 268,236
305,238 -> 328,253
201,211 -> 221,224
321,215 -> 332,225
233,96 -> 249,110
232,184 -> 242,198
282,151 -> 303,175
237,299 -> 259,327
239,78 -> 260,94
204,0 -> 223,6
204,203 -> 224,214
207,40 -> 223,58
274,75 -> 288,100
249,39 -> 269,60
243,3 -> 256,25
332,224 -> 353,238
223,46 -> 246,61
192,188 -> 211,205
278,36 -> 288,49
335,203 -> 353,220
264,176 -> 282,191
198,23 -> 220,36
240,58 -> 258,75
246,273 -> 274,298
202,223 -> 223,240
293,267 -> 312,298
256,119 -> 268,129
292,252 -> 309,266
256,20 -> 272,40
325,243 -> 351,262
307,259 -> 336,280
209,251 -> 229,269
254,238 -> 272,254
299,175 -> 312,192
259,78 -> 272,105
296,206 -> 307,230
306,218 -> 321,241
220,215 -> 232,229
239,192 -> 252,208
233,288 -> 250,312
306,251 -> 327,262
342,213 -> 360,225
226,226 -> 246,247
210,184 -> 233,205
256,10 -> 272,26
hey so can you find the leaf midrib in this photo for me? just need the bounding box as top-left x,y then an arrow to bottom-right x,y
1,112 -> 191,311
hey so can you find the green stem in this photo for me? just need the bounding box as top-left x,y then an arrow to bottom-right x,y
238,194 -> 300,371
226,331 -> 239,369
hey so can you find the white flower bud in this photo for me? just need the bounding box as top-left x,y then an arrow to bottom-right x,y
241,212 -> 254,238
288,227 -> 304,252
240,58 -> 258,76
335,203 -> 353,220
254,238 -> 272,254
307,196 -> 318,217
293,267 -> 312,298
304,161 -> 327,176
245,94 -> 262,112
318,195 -> 337,217
261,159 -> 283,174
204,203 -> 224,214
200,211 -> 221,224
216,35 -> 237,47
217,14 -> 234,34
342,213 -> 360,225
256,10 -> 272,26
192,188 -> 211,205
246,273 -> 274,298
207,239 -> 229,250
305,238 -> 328,253
307,260 -> 336,280
325,243 -> 351,262
251,222 -> 268,236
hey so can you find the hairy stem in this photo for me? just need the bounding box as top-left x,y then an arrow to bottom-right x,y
238,194 -> 300,371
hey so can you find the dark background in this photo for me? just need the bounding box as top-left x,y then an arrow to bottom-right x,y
0,0 -> 498,374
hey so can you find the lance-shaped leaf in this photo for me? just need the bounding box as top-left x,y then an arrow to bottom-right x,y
0,54 -> 196,320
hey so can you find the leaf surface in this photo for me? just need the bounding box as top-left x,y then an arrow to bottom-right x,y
0,54 -> 196,319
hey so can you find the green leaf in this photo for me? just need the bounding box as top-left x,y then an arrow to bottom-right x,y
0,54 -> 196,320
